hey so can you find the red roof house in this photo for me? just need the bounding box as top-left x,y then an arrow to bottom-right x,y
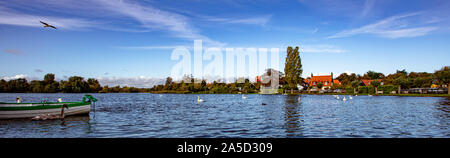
361,79 -> 382,86
306,73 -> 340,89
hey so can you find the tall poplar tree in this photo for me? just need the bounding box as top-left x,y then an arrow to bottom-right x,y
284,46 -> 303,94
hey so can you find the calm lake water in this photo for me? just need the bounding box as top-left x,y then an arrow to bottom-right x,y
0,93 -> 449,138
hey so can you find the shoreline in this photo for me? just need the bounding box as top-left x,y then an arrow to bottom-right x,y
1,92 -> 448,97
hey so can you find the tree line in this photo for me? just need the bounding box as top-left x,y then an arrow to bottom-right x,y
150,75 -> 261,94
0,73 -> 152,93
333,67 -> 449,93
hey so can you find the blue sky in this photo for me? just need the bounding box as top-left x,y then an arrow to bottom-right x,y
1,0 -> 449,87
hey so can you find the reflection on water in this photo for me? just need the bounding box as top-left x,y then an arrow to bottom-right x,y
436,97 -> 450,113
284,95 -> 304,137
0,93 -> 449,138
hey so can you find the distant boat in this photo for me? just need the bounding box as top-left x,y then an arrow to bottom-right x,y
0,94 -> 97,119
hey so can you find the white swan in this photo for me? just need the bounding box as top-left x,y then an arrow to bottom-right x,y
336,96 -> 340,100
57,98 -> 62,102
349,96 -> 353,100
242,95 -> 247,99
197,96 -> 205,102
343,96 -> 347,101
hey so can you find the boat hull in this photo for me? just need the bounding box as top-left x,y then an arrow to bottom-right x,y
0,103 -> 91,119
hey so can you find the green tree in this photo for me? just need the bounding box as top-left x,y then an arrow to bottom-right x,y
7,78 -> 29,93
434,66 -> 450,94
0,79 -> 7,92
163,77 -> 173,91
317,82 -> 323,90
284,46 -> 303,94
30,80 -> 44,93
371,81 -> 381,94
65,76 -> 89,93
364,71 -> 385,80
393,77 -> 410,94
351,80 -> 360,94
44,73 -> 55,84
87,78 -> 102,92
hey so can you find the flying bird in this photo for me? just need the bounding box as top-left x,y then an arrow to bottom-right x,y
40,21 -> 57,29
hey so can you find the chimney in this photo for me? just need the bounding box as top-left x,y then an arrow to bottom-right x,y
331,72 -> 334,82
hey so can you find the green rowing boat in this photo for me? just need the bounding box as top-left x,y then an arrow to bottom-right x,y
0,94 -> 97,119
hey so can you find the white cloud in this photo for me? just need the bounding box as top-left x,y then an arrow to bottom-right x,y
343,70 -> 355,75
1,74 -> 28,81
97,76 -> 165,88
328,12 -> 438,39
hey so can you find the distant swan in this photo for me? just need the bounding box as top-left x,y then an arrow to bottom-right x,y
197,96 -> 205,102
349,96 -> 353,100
343,96 -> 347,101
242,95 -> 247,99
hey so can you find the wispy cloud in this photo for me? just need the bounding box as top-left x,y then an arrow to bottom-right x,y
0,0 -> 226,46
298,0 -> 368,17
328,12 -> 438,39
301,45 -> 346,53
34,69 -> 44,73
202,15 -> 272,26
2,49 -> 23,55
0,6 -> 98,30
92,0 -> 225,46
360,0 -> 375,17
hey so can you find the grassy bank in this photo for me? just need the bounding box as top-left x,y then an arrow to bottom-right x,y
149,91 -> 449,97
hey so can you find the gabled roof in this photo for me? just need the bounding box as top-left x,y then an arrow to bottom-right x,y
361,79 -> 382,86
310,75 -> 332,82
